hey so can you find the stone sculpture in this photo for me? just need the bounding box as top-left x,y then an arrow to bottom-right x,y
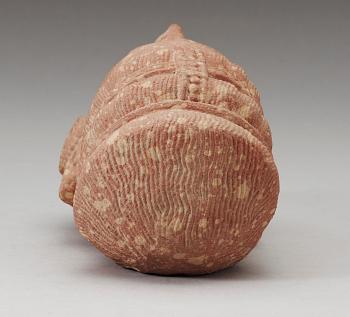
59,24 -> 279,275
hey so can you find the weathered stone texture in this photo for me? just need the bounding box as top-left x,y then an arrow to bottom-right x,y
59,24 -> 279,275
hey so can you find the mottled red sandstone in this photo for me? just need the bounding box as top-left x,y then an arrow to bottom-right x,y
59,24 -> 279,275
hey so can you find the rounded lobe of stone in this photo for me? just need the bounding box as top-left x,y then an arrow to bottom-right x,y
59,116 -> 86,175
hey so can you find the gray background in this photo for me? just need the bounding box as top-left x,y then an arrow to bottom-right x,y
1,0 -> 349,316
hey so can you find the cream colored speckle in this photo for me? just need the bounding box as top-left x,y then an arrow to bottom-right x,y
236,180 -> 250,199
214,219 -> 221,225
166,139 -> 174,147
185,154 -> 195,162
204,149 -> 212,156
156,48 -> 168,55
177,117 -> 187,124
189,83 -> 199,93
85,161 -> 91,173
251,219 -> 257,228
75,209 -> 82,215
116,137 -> 129,154
173,219 -> 183,232
149,245 -> 156,251
197,119 -> 209,130
96,176 -> 105,188
206,262 -> 214,268
198,218 -> 208,229
117,240 -> 126,248
115,217 -> 124,225
173,253 -> 186,260
216,169 -> 224,176
106,130 -> 120,145
218,102 -> 227,109
189,75 -> 200,83
134,235 -> 146,246
167,125 -> 177,134
128,222 -> 136,229
93,198 -> 111,213
135,179 -> 143,188
233,154 -> 244,171
237,104 -> 251,118
127,193 -> 135,202
184,129 -> 194,140
212,178 -> 222,187
218,238 -> 225,245
148,146 -> 161,161
187,255 -> 206,265
159,247 -> 169,254
115,155 -> 126,166
160,217 -> 168,227
100,161 -> 108,173
141,80 -> 152,89
139,166 -> 146,175
178,206 -> 184,213
83,186 -> 91,196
